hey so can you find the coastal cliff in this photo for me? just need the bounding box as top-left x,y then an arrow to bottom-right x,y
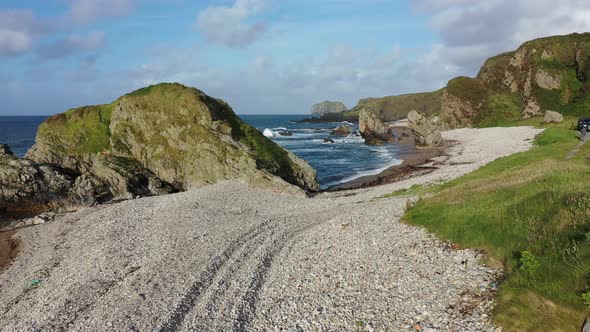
341,33 -> 590,129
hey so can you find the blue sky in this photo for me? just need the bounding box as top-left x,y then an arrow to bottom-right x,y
1,0 -> 590,115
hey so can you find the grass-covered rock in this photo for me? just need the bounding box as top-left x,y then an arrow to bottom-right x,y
442,33 -> 590,127
346,90 -> 443,122
27,83 -> 318,195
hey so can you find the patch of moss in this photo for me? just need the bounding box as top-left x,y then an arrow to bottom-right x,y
37,103 -> 114,155
348,90 -> 443,122
447,76 -> 489,106
476,94 -> 523,127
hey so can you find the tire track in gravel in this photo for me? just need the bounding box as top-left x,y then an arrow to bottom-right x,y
158,218 -> 278,332
231,212 -> 335,332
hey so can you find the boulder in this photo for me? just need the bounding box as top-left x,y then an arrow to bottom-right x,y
407,110 -> 443,147
543,110 -> 563,123
277,131 -> 293,136
27,83 -> 319,195
330,125 -> 351,136
358,109 -> 395,145
311,101 -> 348,116
324,138 -> 335,144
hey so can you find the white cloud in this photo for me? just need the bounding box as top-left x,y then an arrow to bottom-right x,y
68,0 -> 135,24
0,29 -> 33,56
197,0 -> 268,48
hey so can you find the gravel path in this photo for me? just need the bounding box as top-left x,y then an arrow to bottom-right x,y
0,127 -> 542,331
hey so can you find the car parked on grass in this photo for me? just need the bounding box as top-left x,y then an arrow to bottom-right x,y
578,118 -> 590,141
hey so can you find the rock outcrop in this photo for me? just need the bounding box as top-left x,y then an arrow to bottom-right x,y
0,144 -> 74,213
330,125 -> 351,136
407,110 -> 443,147
441,33 -> 590,126
27,83 -> 319,199
311,101 -> 348,116
543,110 -> 564,123
358,109 -> 394,145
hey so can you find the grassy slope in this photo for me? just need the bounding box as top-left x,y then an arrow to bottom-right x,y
398,118 -> 590,331
346,89 -> 443,122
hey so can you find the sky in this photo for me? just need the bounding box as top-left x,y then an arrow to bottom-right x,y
2,0 -> 590,115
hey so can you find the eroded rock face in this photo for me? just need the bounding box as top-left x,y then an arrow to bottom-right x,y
311,101 -> 348,116
407,110 -> 443,147
27,83 -> 319,196
543,110 -> 563,123
0,146 -> 74,213
522,99 -> 542,119
440,90 -> 477,129
358,109 -> 394,145
535,70 -> 561,90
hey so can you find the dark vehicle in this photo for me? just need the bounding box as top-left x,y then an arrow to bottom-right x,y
578,118 -> 590,141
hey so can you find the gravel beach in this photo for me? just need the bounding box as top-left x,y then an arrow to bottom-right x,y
0,126 -> 543,331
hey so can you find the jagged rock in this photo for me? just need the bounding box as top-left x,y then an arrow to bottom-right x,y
407,110 -> 443,147
522,99 -> 542,119
70,175 -> 110,206
324,138 -> 335,144
358,109 -> 395,145
27,83 -> 319,195
311,101 -> 348,116
330,125 -> 351,136
0,152 -> 74,213
277,131 -> 293,136
543,110 -> 563,123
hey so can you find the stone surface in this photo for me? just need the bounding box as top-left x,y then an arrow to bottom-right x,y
535,69 -> 561,90
330,125 -> 351,136
311,101 -> 348,115
407,110 -> 443,147
543,110 -> 563,123
522,99 -> 542,119
358,109 -> 395,145
0,152 -> 74,213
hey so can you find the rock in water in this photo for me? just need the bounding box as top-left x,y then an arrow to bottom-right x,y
27,83 -> 319,195
311,101 -> 348,116
407,110 -> 443,147
358,109 -> 395,145
330,125 -> 351,136
543,110 -> 563,123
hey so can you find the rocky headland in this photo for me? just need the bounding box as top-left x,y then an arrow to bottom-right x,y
1,83 -> 318,218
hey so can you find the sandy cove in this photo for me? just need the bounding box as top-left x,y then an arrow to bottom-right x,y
0,126 -> 542,331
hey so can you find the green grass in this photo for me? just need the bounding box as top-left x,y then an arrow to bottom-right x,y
348,89 -> 443,122
476,94 -> 523,127
401,125 -> 590,331
447,76 -> 489,106
39,103 -> 114,154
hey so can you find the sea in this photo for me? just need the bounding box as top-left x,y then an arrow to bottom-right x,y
0,115 -> 415,190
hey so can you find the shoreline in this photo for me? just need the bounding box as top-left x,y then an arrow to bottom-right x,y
0,126 -> 543,331
327,143 -> 449,191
